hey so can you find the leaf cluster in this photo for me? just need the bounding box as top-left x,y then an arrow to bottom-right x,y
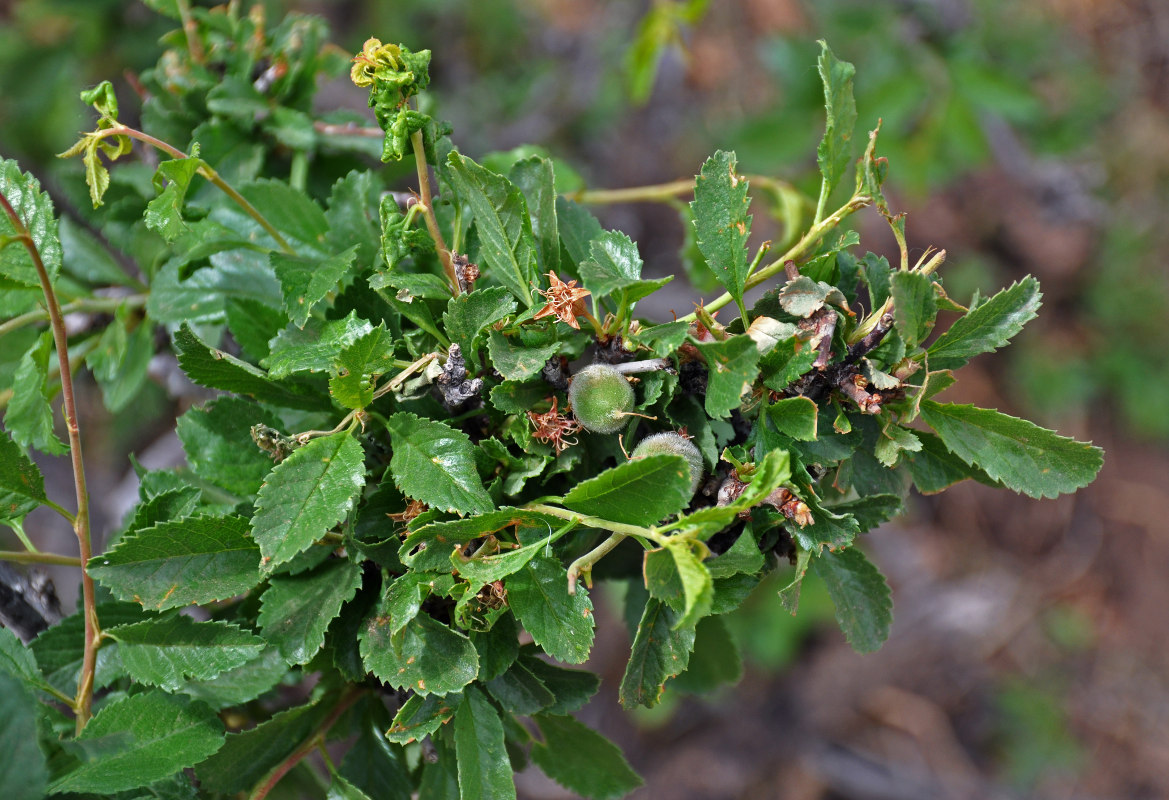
0,10 -> 1102,800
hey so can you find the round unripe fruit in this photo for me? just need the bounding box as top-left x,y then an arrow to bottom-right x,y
632,432 -> 704,494
569,364 -> 635,434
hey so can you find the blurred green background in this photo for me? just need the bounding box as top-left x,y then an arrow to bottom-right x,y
3,1 -> 1168,797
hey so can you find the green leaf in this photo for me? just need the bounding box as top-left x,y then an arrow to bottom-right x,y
827,494 -> 903,533
777,275 -> 847,318
927,276 -> 1042,370
49,692 -> 224,794
860,252 -> 892,308
695,335 -> 762,419
488,380 -> 548,415
149,248 -> 282,326
510,156 -> 560,274
0,672 -> 47,800
0,425 -> 47,522
486,329 -> 560,382
484,658 -> 555,714
619,598 -> 695,708
196,699 -> 331,793
890,270 -> 937,349
518,651 -> 600,714
561,453 -> 692,527
401,508 -> 557,570
329,324 -> 396,409
145,151 -> 201,242
811,546 -> 892,654
0,625 -> 44,689
874,422 -> 922,467
174,324 -> 330,412
760,336 -> 817,392
89,514 -> 262,610
177,648 -> 288,710
86,305 -> 153,413
443,286 -> 517,360
454,686 -> 516,800
671,614 -> 742,694
340,717 -> 413,800
555,196 -> 604,269
57,216 -> 134,286
326,170 -> 382,268
5,332 -> 67,455
920,401 -> 1103,499
271,245 -> 360,328
263,312 -> 374,378
385,412 -> 493,515
259,558 -> 363,664
252,431 -> 366,568
531,713 -> 643,800
235,179 -> 329,252
792,491 -> 859,553
453,537 -> 547,587
446,152 -> 537,306
177,397 -> 283,497
766,396 -> 819,441
665,540 -> 713,629
327,775 -> 374,800
507,555 -> 595,664
816,40 -> 858,196
360,609 -> 479,695
578,229 -> 642,299
105,614 -> 266,691
387,693 -> 460,745
903,430 -> 997,493
0,158 -> 61,288
691,150 -> 752,309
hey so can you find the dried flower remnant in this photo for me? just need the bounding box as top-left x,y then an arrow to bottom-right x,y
527,397 -> 581,454
533,272 -> 591,329
387,498 -> 428,525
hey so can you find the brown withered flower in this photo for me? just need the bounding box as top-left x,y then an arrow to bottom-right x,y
527,397 -> 581,454
533,272 -> 591,329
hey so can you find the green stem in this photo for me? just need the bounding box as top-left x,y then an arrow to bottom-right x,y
680,193 -> 871,323
411,129 -> 460,296
0,550 -> 83,567
91,127 -> 295,254
247,687 -> 364,800
813,177 -> 830,226
524,503 -> 665,545
571,174 -> 798,206
0,191 -> 99,733
565,532 -> 627,593
0,294 -> 148,337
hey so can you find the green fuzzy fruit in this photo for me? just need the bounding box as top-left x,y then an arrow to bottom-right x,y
568,364 -> 635,434
632,432 -> 704,493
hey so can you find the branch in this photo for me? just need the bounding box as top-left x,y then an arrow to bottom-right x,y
0,190 -> 99,732
410,129 -> 460,296
0,293 -> 148,337
0,551 -> 83,567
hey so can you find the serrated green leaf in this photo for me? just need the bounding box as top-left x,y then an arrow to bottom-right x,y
360,609 -> 478,695
766,396 -> 818,441
508,555 -> 594,664
777,275 -> 847,318
326,170 -> 382,268
148,249 -> 283,326
401,508 -> 557,570
555,196 -> 604,270
519,652 -> 600,714
145,152 -> 201,242
920,401 -> 1103,499
671,614 -> 742,694
927,276 -> 1042,370
0,672 -> 47,800
619,598 -> 695,708
86,306 -> 153,413
791,491 -> 859,553
259,558 -> 362,664
329,324 -> 396,409
666,540 -> 713,629
578,229 -> 643,299
695,335 -> 762,419
386,693 -> 460,744
510,156 -> 560,274
811,546 -> 892,653
50,692 -> 224,794
340,717 -> 413,800
562,453 -> 692,526
860,252 -> 892,308
488,380 -> 548,415
903,430 -> 997,493
446,152 -> 536,306
106,615 -> 265,691
827,494 -> 903,533
271,245 -> 360,328
196,699 -> 331,793
263,312 -> 374,378
89,515 -> 262,610
177,397 -> 282,497
57,216 -> 133,286
385,412 -> 493,515
691,150 -> 752,308
0,158 -> 61,288
453,537 -> 548,587
531,713 -> 642,800
486,329 -> 560,382
327,775 -> 374,800
177,647 -> 288,710
760,335 -> 817,392
234,179 -> 330,252
252,431 -> 365,568
174,324 -> 330,411
890,270 -> 937,349
443,286 -> 517,359
874,423 -> 922,467
0,425 -> 47,522
816,40 -> 857,195
5,331 -> 67,455
0,625 -> 44,689
706,527 -> 765,578
455,686 -> 515,800
484,658 -> 555,714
